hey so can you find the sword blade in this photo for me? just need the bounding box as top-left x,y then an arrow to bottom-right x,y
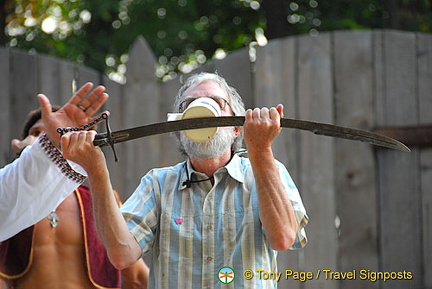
94,116 -> 410,152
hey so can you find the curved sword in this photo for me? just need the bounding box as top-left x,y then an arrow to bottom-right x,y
93,116 -> 410,161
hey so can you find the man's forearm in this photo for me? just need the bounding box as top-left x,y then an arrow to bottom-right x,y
87,168 -> 142,269
248,148 -> 298,251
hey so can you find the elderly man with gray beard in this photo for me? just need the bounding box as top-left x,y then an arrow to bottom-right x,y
60,72 -> 309,289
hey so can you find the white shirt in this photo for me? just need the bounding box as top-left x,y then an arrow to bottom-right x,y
0,134 -> 86,241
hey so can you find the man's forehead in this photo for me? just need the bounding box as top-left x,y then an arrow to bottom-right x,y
183,80 -> 226,96
29,119 -> 45,132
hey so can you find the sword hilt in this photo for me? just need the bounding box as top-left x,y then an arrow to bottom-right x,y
93,113 -> 119,162
56,113 -> 119,161
104,114 -> 119,162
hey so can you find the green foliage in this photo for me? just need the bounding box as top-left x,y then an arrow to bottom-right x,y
107,0 -> 264,81
3,0 -> 264,81
3,0 -> 431,82
5,0 -> 88,61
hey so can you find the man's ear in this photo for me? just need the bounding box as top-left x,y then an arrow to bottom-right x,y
11,136 -> 38,155
11,139 -> 23,155
233,127 -> 241,138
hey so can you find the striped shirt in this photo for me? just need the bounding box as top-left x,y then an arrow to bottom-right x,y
121,153 -> 308,289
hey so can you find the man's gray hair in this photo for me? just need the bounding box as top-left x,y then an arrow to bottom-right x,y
173,72 -> 246,154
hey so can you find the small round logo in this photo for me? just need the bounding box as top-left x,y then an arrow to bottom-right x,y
218,266 -> 235,284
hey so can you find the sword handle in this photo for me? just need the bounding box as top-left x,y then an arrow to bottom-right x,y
93,134 -> 109,147
55,113 -> 119,161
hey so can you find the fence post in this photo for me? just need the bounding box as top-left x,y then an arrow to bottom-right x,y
122,36 -> 161,197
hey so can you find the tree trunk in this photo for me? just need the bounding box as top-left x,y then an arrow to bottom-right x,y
0,0 -> 8,46
261,0 -> 292,39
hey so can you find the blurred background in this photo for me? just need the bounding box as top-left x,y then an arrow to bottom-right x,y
1,1 -> 431,288
1,0 -> 431,83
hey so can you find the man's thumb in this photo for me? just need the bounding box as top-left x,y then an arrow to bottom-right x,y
37,94 -> 51,118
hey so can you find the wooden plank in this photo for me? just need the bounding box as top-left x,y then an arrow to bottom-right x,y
213,49 -> 254,109
254,37 -> 301,289
0,47 -> 12,166
254,38 -> 298,174
36,54 -> 76,105
102,75 -> 128,200
418,32 -> 432,288
76,64 -> 101,112
333,30 -> 379,289
9,50 -> 39,141
76,64 -> 100,86
124,36 -> 161,196
158,78 -> 183,167
58,60 -> 78,104
37,54 -> 62,105
182,59 -> 216,84
374,30 -> 422,289
295,32 -> 338,289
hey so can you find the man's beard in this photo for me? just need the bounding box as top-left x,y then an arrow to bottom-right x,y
179,127 -> 236,159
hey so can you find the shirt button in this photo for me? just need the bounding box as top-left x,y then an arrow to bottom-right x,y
207,256 -> 213,262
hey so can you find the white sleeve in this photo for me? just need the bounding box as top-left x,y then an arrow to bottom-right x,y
0,134 -> 87,241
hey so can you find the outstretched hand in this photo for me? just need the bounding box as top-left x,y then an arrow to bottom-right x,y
37,82 -> 109,147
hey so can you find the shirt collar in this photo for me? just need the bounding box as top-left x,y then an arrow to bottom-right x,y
178,153 -> 246,191
224,153 -> 245,183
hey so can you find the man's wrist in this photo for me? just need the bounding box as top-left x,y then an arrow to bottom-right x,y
247,147 -> 273,158
39,133 -> 86,183
45,130 -> 61,150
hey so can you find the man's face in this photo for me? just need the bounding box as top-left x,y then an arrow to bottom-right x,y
178,80 -> 239,159
180,80 -> 233,116
11,119 -> 45,155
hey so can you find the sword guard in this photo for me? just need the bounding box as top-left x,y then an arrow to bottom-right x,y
103,113 -> 119,162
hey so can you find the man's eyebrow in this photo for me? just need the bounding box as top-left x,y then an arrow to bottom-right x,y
184,95 -> 224,99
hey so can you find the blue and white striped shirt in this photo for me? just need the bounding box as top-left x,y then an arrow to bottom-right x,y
121,153 -> 308,289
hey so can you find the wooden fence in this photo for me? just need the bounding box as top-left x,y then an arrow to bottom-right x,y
1,29 -> 431,289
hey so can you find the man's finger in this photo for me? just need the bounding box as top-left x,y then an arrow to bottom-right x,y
276,104 -> 284,119
79,85 -> 106,107
269,107 -> 281,121
69,82 -> 94,106
37,94 -> 52,118
83,91 -> 109,117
